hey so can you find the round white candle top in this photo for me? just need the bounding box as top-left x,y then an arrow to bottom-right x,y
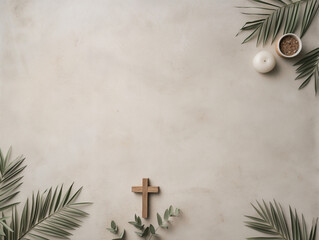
253,50 -> 276,73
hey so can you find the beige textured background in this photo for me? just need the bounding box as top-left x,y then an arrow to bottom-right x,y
0,0 -> 319,239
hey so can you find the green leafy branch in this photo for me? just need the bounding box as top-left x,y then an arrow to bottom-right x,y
107,221 -> 125,240
245,200 -> 318,240
0,147 -> 25,236
107,206 -> 181,240
237,0 -> 319,45
0,147 -> 91,240
4,184 -> 91,240
294,47 -> 319,94
130,205 -> 180,240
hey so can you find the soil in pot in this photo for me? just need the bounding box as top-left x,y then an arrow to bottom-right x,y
279,35 -> 299,56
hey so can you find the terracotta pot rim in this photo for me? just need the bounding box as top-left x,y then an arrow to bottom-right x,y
276,33 -> 302,58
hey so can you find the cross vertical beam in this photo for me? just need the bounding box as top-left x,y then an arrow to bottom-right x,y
132,178 -> 159,218
142,178 -> 149,218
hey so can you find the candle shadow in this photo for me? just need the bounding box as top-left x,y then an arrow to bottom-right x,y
266,62 -> 280,77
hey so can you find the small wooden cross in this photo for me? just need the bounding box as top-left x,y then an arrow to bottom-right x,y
132,178 -> 159,218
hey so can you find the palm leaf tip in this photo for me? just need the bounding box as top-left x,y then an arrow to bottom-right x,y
293,47 -> 319,94
301,0 -> 319,38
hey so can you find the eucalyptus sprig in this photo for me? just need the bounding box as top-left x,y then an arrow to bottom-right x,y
107,221 -> 125,240
294,47 -> 319,93
245,200 -> 318,240
130,205 -> 180,240
108,206 -> 181,240
237,0 -> 319,45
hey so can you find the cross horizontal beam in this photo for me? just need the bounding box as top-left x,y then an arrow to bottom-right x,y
131,186 -> 159,193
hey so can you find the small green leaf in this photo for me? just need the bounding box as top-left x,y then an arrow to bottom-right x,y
111,220 -> 116,230
150,224 -> 156,234
128,221 -> 144,230
137,216 -> 142,225
175,208 -> 181,216
112,230 -> 125,240
135,231 -> 143,237
169,205 -> 174,216
164,209 -> 170,221
107,228 -> 118,234
157,213 -> 162,226
160,223 -> 169,229
120,230 -> 125,238
142,227 -> 150,237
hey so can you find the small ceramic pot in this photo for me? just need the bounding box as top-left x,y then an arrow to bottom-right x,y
276,33 -> 302,58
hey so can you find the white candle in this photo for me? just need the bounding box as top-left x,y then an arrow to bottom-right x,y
253,50 -> 276,73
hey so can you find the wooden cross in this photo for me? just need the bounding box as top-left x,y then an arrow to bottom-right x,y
132,178 -> 159,218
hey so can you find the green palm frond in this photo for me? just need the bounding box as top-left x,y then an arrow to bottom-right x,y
301,0 -> 319,37
245,200 -> 318,240
294,47 -> 319,94
237,0 -> 319,45
0,147 -> 26,235
2,184 -> 91,240
0,147 -> 25,212
0,215 -> 13,237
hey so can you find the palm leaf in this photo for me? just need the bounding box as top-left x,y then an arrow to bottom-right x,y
0,148 -> 25,235
4,184 -> 90,240
0,147 -> 25,212
301,0 -> 319,37
246,200 -> 318,240
293,47 -> 319,94
237,0 -> 319,45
